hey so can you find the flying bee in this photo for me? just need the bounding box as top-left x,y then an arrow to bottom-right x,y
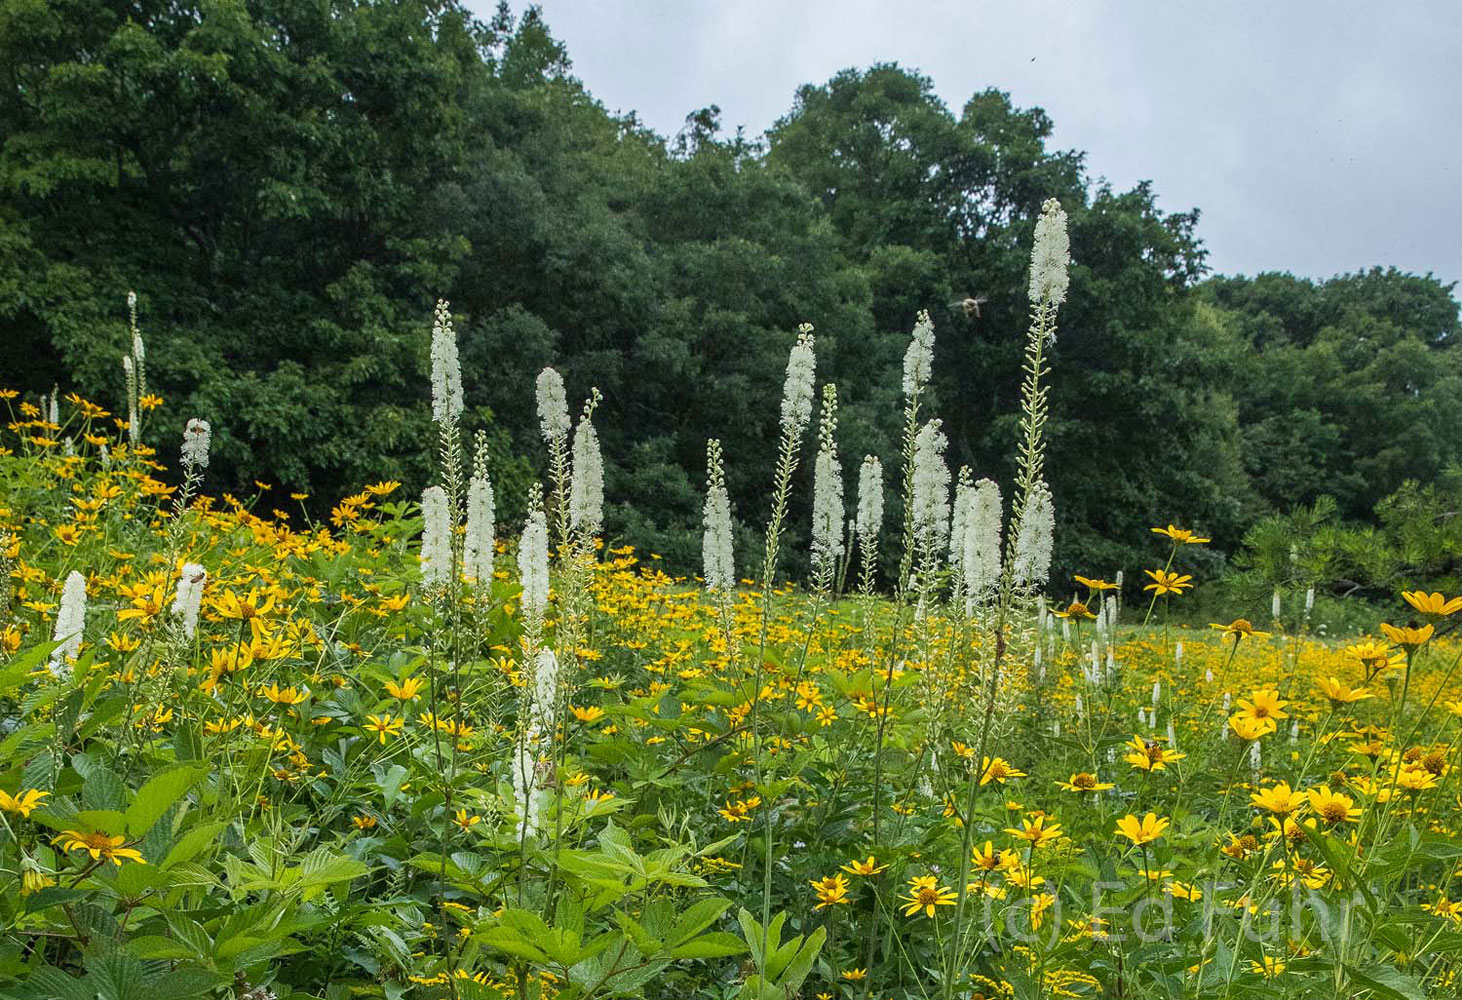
950,295 -> 988,318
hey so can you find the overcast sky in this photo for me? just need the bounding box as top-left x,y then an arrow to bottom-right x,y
511,1 -> 1461,289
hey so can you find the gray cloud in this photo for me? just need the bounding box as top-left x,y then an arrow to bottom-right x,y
494,1 -> 1462,289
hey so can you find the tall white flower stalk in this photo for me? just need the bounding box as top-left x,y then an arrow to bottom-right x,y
124,291 -> 146,446
702,439 -> 735,595
963,479 -> 1003,611
702,439 -> 738,666
536,367 -> 573,555
51,570 -> 87,677
809,384 -> 843,591
910,419 -> 951,577
171,563 -> 207,640
463,440 -> 496,587
749,323 -> 816,955
949,467 -> 975,610
518,488 -> 550,654
419,486 -> 452,590
855,455 -> 884,595
949,197 -> 1071,997
897,311 -> 935,593
568,388 -> 604,547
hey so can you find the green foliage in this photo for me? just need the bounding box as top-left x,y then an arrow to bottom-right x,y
3,0 -> 1459,590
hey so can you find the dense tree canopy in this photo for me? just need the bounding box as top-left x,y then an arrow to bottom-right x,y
3,0 -> 1458,588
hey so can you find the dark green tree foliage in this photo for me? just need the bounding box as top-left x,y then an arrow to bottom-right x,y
3,2 -> 1459,583
1202,269 -> 1462,523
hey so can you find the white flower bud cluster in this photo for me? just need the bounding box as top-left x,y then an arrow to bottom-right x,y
902,310 -> 935,398
810,386 -> 843,574
702,440 -> 735,593
535,367 -> 571,443
51,570 -> 87,676
1012,480 -> 1054,588
181,418 -> 211,470
779,324 -> 817,437
856,456 -> 884,549
429,299 -> 463,424
171,563 -> 207,639
418,486 -> 452,588
518,504 -> 550,616
463,474 -> 496,584
1028,198 -> 1071,306
911,420 -> 950,551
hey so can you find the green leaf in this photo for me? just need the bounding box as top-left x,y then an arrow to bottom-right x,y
1348,965 -> 1428,1000
668,931 -> 745,960
667,897 -> 731,948
160,821 -> 227,870
125,764 -> 204,838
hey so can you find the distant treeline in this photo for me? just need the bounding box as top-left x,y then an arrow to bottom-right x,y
4,1 -> 1459,596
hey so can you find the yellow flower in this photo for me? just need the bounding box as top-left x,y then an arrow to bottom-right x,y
809,873 -> 850,910
1401,591 -> 1462,617
1209,618 -> 1269,641
1231,689 -> 1288,736
259,683 -> 309,706
979,757 -> 1026,785
840,856 -> 888,876
899,876 -> 958,918
1345,638 -> 1404,673
1074,575 -> 1119,591
1397,766 -> 1439,791
1250,781 -> 1305,815
453,808 -> 481,830
1380,622 -> 1433,650
384,676 -> 423,700
1143,569 -> 1193,596
352,814 -> 378,830
840,969 -> 867,981
1250,956 -> 1285,978
365,480 -> 403,496
571,705 -> 606,724
52,829 -> 146,866
1115,812 -> 1170,846
1124,735 -> 1185,772
0,788 -> 49,818
1056,772 -> 1114,792
1151,524 -> 1210,545
364,714 -> 404,744
1307,786 -> 1361,824
1050,600 -> 1096,621
1004,815 -> 1063,849
1316,676 -> 1372,705
1229,714 -> 1272,742
718,796 -> 760,822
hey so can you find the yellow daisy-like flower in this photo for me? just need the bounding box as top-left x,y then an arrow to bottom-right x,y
1074,575 -> 1119,591
52,829 -> 146,866
1380,622 -> 1434,650
1345,638 -> 1405,673
809,873 -> 850,910
570,705 -> 606,724
259,683 -> 309,706
1401,591 -> 1462,617
1056,772 -> 1115,792
1316,676 -> 1372,705
1004,815 -> 1063,849
1229,714 -> 1272,742
0,788 -> 49,818
899,876 -> 958,918
1231,689 -> 1288,736
1209,618 -> 1270,641
1307,786 -> 1361,824
1115,812 -> 1170,846
363,714 -> 404,744
1250,781 -> 1306,816
1050,600 -> 1096,621
1143,569 -> 1193,595
1151,524 -> 1210,545
840,856 -> 888,876
979,757 -> 1026,785
384,676 -> 423,700
1124,735 -> 1185,772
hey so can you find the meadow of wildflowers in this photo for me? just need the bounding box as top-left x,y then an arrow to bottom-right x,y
4,199 -> 1462,1000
